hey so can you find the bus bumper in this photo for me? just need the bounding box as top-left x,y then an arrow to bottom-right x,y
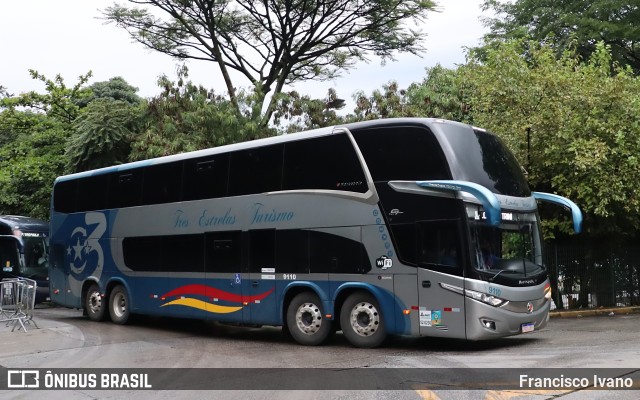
465,298 -> 550,340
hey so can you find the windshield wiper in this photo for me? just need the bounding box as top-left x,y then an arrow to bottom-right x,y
489,270 -> 506,282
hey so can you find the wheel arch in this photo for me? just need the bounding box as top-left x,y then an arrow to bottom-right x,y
104,277 -> 134,312
280,281 -> 329,328
80,278 -> 101,308
333,282 -> 397,334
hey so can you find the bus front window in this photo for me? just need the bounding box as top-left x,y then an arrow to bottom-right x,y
469,210 -> 543,277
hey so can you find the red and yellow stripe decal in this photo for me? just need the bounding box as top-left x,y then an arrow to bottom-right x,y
159,284 -> 274,314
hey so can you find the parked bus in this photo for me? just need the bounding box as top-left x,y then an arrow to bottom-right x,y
48,118 -> 581,347
0,215 -> 50,303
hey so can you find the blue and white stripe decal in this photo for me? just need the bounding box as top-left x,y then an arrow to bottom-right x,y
532,192 -> 583,233
416,180 -> 502,226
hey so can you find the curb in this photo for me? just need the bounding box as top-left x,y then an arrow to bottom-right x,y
550,306 -> 640,318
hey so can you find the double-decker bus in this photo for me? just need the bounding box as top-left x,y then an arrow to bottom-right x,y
0,215 -> 50,303
48,118 -> 581,347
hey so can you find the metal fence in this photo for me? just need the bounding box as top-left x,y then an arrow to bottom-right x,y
544,241 -> 640,310
0,278 -> 39,332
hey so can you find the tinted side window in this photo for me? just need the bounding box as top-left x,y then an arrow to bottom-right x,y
417,220 -> 463,272
249,230 -> 275,273
283,134 -> 368,192
143,162 -> 183,205
53,180 -> 77,213
123,236 -> 164,271
183,154 -> 229,201
108,170 -> 143,208
353,126 -> 450,182
164,234 -> 204,272
229,144 -> 283,196
389,220 -> 463,275
276,230 -> 309,273
205,231 -> 242,272
309,230 -> 370,274
388,223 -> 418,265
77,175 -> 109,212
123,235 -> 204,272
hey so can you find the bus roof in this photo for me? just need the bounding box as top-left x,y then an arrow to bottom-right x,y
0,215 -> 49,232
54,118 -> 475,184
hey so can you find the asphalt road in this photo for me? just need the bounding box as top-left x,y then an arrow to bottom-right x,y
1,305 -> 639,399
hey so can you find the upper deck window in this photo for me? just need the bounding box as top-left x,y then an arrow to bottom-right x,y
352,126 -> 450,182
283,133 -> 368,192
441,125 -> 530,197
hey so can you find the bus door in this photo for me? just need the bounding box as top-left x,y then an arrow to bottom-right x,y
246,230 -> 278,325
47,242 -> 68,305
416,220 -> 466,338
204,231 -> 246,323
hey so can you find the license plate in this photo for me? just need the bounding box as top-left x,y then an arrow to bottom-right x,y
521,323 -> 535,333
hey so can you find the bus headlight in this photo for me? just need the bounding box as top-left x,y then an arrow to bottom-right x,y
465,289 -> 506,307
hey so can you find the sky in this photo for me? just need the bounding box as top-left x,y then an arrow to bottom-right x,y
1,1 -> 491,107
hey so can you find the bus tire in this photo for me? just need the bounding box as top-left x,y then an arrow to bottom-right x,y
286,292 -> 331,346
340,292 -> 387,348
85,283 -> 107,322
109,285 -> 131,325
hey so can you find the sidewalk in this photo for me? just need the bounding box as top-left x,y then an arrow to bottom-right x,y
550,305 -> 640,318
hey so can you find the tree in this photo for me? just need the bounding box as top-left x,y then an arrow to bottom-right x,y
481,0 -> 640,73
461,40 -> 640,237
75,76 -> 143,107
0,71 -> 91,218
271,88 -> 346,132
404,64 -> 471,123
0,111 -> 68,219
130,66 -> 275,160
1,70 -> 93,123
103,0 -> 437,127
66,98 -> 144,172
348,66 -> 470,122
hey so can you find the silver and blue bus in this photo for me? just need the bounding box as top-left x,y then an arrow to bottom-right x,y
48,118 -> 582,347
0,215 -> 50,303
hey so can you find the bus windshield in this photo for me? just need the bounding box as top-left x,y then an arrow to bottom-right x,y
21,234 -> 49,278
468,208 -> 543,279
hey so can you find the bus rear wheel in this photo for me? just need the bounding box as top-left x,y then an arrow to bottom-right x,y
85,283 -> 107,321
286,292 -> 331,346
109,285 -> 131,325
340,292 -> 387,348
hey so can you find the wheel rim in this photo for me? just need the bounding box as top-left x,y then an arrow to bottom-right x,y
349,301 -> 380,337
88,291 -> 102,314
112,292 -> 127,318
295,302 -> 323,335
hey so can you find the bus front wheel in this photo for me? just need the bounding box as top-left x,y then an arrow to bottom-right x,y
109,285 -> 131,325
340,292 -> 387,348
85,283 -> 107,322
286,292 -> 332,346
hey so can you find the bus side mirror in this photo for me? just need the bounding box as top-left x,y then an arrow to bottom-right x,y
532,192 -> 583,233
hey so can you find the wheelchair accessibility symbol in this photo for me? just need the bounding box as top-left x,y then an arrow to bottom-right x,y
234,273 -> 241,284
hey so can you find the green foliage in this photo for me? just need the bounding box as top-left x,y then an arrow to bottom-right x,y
0,71 -> 92,218
352,82 -> 410,120
130,66 -> 275,160
0,111 -> 67,219
1,70 -> 93,123
462,40 -> 640,236
482,0 -> 640,73
272,88 -> 346,132
66,99 -> 144,172
349,66 -> 471,122
76,76 -> 143,107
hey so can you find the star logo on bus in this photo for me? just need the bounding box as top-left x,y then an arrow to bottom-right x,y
68,227 -> 90,273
